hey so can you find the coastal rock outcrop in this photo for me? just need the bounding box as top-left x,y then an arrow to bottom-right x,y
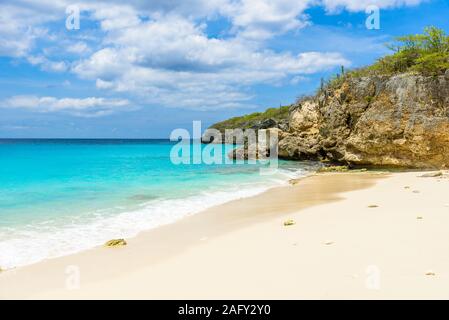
207,73 -> 449,168
278,74 -> 449,168
202,118 -> 289,144
229,128 -> 283,160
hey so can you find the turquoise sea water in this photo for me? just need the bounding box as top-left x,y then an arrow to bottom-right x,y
0,139 -> 317,268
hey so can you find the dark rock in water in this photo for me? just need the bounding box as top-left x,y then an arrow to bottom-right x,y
229,143 -> 270,160
277,119 -> 289,131
202,128 -> 247,144
227,128 -> 282,160
105,239 -> 127,247
202,118 -> 284,145
251,118 -> 277,130
201,129 -> 220,144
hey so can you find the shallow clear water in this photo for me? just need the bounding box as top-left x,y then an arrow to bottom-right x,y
0,139 -> 318,268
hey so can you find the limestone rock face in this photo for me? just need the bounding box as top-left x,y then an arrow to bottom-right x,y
289,101 -> 320,132
229,143 -> 267,160
229,128 -> 282,160
277,100 -> 323,160
279,74 -> 449,168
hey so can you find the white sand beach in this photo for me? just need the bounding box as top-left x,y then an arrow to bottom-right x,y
1,171 -> 449,299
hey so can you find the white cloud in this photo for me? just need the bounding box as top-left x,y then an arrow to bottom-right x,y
66,42 -> 90,54
222,0 -> 314,40
2,95 -> 133,117
27,55 -> 68,72
321,0 -> 427,12
72,16 -> 349,109
96,79 -> 115,89
0,0 -> 429,57
89,4 -> 141,31
0,0 -> 428,112
0,1 -> 67,57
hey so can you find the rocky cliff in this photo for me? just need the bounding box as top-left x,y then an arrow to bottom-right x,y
206,72 -> 449,169
278,72 -> 449,168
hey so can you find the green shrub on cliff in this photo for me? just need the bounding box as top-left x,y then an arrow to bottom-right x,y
347,27 -> 449,78
211,106 -> 289,131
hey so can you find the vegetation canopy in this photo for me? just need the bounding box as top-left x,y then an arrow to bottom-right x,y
210,106 -> 290,131
323,27 -> 449,90
351,26 -> 449,77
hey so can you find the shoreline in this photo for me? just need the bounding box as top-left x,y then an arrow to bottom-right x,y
0,166 -> 312,270
2,170 -> 449,299
0,171 -> 382,299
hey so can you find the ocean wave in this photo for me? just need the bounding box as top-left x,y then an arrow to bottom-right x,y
0,167 -> 309,269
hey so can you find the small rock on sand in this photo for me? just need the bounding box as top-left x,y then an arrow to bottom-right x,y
368,205 -> 379,208
284,219 -> 296,226
289,179 -> 301,186
419,172 -> 443,178
417,216 -> 423,220
317,165 -> 349,173
104,239 -> 127,247
324,241 -> 334,246
413,190 -> 421,194
425,271 -> 436,276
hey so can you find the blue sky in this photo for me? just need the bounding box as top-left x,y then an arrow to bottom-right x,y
0,0 -> 448,138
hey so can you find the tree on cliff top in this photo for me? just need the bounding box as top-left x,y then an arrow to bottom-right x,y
353,26 -> 449,77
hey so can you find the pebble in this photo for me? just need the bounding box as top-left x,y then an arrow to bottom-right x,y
104,239 -> 127,247
284,219 -> 296,227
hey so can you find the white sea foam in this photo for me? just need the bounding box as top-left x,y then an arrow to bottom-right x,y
0,168 -> 309,269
